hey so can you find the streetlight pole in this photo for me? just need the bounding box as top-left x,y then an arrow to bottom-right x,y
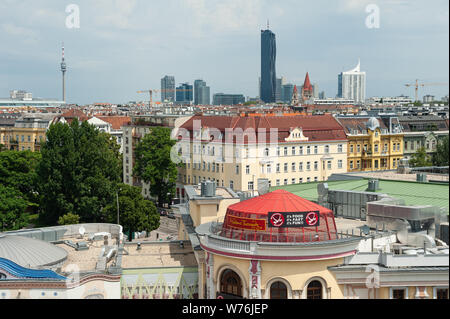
116,192 -> 120,225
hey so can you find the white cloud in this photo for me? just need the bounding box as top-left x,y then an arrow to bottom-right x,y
93,0 -> 138,29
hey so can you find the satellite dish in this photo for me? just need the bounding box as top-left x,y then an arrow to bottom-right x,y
79,226 -> 86,237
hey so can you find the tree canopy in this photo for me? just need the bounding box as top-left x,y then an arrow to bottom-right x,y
0,185 -> 29,232
0,150 -> 41,206
433,135 -> 449,167
133,126 -> 178,207
102,183 -> 159,241
36,119 -> 122,226
409,146 -> 433,168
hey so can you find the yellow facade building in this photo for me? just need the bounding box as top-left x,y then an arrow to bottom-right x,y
336,117 -> 404,172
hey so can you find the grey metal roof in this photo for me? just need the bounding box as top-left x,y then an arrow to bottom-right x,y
0,235 -> 68,269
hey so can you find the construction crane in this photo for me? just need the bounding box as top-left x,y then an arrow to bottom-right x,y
405,80 -> 448,102
137,88 -> 193,107
137,90 -> 159,108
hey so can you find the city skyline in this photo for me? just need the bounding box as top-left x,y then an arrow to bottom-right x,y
0,0 -> 448,104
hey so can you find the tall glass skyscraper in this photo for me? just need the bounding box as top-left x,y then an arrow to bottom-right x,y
161,76 -> 175,102
194,79 -> 210,105
260,28 -> 277,103
176,83 -> 193,103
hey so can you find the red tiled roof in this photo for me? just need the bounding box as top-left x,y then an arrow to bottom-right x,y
180,115 -> 347,143
60,109 -> 90,122
97,116 -> 131,130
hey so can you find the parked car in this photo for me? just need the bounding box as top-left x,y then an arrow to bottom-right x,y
167,212 -> 176,219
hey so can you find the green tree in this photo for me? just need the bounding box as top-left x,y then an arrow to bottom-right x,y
133,127 -> 178,207
0,150 -> 41,206
58,213 -> 81,225
102,184 -> 159,241
409,147 -> 433,168
433,135 -> 449,166
0,185 -> 29,231
36,119 -> 122,226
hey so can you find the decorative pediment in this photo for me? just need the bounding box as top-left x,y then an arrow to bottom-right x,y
285,127 -> 309,142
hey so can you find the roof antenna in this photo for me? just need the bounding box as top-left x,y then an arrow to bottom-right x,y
267,19 -> 270,30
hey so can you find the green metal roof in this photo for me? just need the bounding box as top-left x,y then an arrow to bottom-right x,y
271,179 -> 449,212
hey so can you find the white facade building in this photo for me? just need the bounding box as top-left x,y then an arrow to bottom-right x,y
338,60 -> 366,104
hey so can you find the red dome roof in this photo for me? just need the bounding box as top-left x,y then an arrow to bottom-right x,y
227,189 -> 332,216
221,190 -> 338,243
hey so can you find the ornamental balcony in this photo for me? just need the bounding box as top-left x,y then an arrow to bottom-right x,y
196,222 -> 361,262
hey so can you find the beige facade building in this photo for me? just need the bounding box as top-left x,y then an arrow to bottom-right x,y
175,115 -> 348,197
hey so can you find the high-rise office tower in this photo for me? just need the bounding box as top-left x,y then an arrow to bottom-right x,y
281,84 -> 294,103
275,77 -> 286,102
260,26 -> 277,103
194,80 -> 210,105
176,83 -> 193,104
338,60 -> 366,104
161,76 -> 176,102
60,43 -> 67,102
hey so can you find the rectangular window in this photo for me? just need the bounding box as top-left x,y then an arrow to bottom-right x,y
357,160 -> 361,169
338,160 -> 343,169
350,161 -> 354,169
276,164 -> 280,173
276,179 -> 280,186
307,146 -> 311,154
277,147 -> 280,156
357,144 -> 361,153
325,145 -> 330,154
246,165 -> 250,175
248,182 -> 254,190
307,177 -> 311,183
374,144 -> 379,153
236,165 -> 240,174
28,135 -> 31,142
327,161 -> 332,170
292,163 -> 296,172
314,146 -> 318,154
436,288 -> 449,299
299,178 -> 303,183
284,163 -> 288,173
314,177 -> 318,182
299,162 -> 303,171
314,161 -> 318,171
284,179 -> 288,185
284,147 -> 288,156
307,162 -> 311,171
299,146 -> 304,155
338,144 -> 343,153
291,178 -> 296,184
350,145 -> 354,153
292,147 -> 296,155
267,164 -> 272,174
229,181 -> 234,190
392,289 -> 406,299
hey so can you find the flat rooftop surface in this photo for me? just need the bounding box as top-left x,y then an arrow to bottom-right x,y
271,179 -> 449,212
121,242 -> 198,269
55,239 -> 107,273
348,171 -> 449,183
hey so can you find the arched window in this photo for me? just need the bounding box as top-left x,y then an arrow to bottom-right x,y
270,281 -> 287,299
220,269 -> 243,298
307,280 -> 323,299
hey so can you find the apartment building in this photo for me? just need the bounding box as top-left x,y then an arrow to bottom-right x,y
175,115 -> 348,194
1,114 -> 58,151
336,116 -> 404,172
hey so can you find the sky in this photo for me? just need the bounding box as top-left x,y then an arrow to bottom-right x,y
0,0 -> 448,105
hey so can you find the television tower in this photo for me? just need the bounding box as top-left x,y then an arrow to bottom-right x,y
60,43 -> 67,102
